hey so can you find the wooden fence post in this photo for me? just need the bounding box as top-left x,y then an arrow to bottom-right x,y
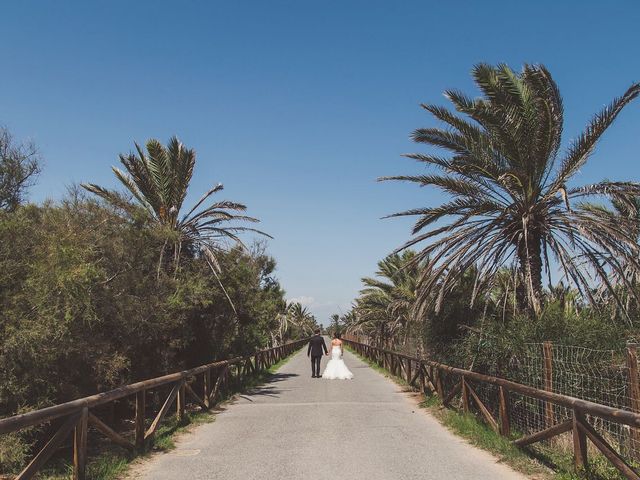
627,343 -> 640,458
461,378 -> 469,413
543,341 -> 555,429
435,368 -> 444,400
73,407 -> 88,480
135,390 -> 146,450
203,369 -> 211,409
498,386 -> 511,437
177,382 -> 186,422
572,408 -> 588,471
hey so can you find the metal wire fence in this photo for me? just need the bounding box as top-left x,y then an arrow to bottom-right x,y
364,335 -> 640,460
501,342 -> 638,459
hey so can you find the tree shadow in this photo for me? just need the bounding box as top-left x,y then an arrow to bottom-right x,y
267,372 -> 299,382
238,373 -> 299,401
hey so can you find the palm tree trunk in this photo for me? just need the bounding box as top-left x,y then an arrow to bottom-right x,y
516,230 -> 544,314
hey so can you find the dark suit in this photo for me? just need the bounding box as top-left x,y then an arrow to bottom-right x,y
307,335 -> 328,377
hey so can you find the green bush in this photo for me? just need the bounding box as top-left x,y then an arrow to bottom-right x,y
0,196 -> 289,472
0,433 -> 29,473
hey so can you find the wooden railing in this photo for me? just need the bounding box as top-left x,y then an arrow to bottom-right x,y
343,336 -> 640,480
0,339 -> 307,480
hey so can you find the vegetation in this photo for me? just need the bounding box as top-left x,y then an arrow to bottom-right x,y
339,62 -> 640,480
82,136 -> 271,311
342,64 -> 640,365
0,126 -> 40,212
381,64 -> 640,317
1,62 -> 639,478
272,302 -> 319,345
0,132 -> 310,473
346,251 -> 421,347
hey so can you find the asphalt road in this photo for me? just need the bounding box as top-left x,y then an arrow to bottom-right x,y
130,341 -> 525,480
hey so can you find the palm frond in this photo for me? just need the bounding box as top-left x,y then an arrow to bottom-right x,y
384,64 -> 640,315
548,82 -> 640,196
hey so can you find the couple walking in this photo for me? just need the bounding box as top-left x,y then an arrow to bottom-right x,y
307,330 -> 354,380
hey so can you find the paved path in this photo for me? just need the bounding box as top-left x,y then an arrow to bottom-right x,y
132,342 -> 525,480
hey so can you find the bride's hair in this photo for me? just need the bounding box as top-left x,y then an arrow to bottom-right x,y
333,331 -> 341,339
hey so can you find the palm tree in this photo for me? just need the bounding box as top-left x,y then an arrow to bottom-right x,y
352,251 -> 420,347
602,195 -> 640,318
272,302 -> 318,345
272,300 -> 290,346
382,64 -> 640,315
339,310 -> 357,335
82,136 -> 270,311
288,302 -> 317,336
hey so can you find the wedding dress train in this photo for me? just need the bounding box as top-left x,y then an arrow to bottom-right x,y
322,346 -> 354,380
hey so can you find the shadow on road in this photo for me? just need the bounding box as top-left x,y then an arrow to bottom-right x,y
238,373 -> 299,401
266,372 -> 298,382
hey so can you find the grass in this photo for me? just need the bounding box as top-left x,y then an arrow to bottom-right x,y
151,409 -> 217,452
34,348 -> 301,480
430,400 -> 547,477
86,455 -> 129,480
345,345 -> 629,480
426,393 -> 631,480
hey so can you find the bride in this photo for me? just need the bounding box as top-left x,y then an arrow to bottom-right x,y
322,332 -> 354,380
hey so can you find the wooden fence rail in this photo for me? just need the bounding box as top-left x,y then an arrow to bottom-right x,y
343,336 -> 640,480
0,339 -> 307,480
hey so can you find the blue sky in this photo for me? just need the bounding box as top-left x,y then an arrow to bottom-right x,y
2,1 -> 639,324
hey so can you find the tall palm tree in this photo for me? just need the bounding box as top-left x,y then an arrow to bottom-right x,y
382,64 -> 640,315
82,136 -> 270,311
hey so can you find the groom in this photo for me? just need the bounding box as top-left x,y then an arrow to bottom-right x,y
307,329 -> 328,378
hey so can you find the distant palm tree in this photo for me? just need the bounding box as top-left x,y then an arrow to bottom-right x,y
382,64 -> 640,315
287,302 -> 317,337
272,302 -> 318,345
328,314 -> 341,336
484,267 -> 520,324
353,251 -> 420,347
547,282 -> 582,316
340,310 -> 356,332
82,136 -> 270,311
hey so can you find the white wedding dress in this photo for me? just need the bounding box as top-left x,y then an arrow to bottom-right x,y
322,345 -> 354,380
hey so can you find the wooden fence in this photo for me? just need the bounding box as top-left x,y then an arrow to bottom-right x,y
0,339 -> 307,480
343,336 -> 640,479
